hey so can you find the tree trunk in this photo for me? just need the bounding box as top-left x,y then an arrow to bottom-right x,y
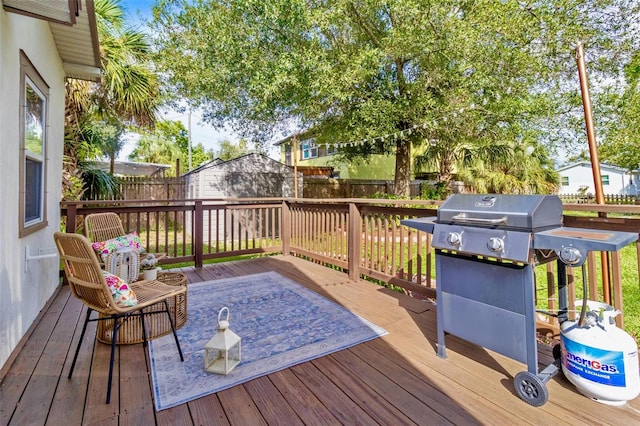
394,139 -> 411,197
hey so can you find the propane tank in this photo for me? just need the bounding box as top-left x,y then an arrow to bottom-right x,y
560,301 -> 640,405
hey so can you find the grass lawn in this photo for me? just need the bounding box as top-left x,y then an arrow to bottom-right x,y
535,243 -> 640,340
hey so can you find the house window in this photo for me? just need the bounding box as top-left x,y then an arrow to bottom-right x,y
326,143 -> 337,155
561,176 -> 569,186
284,145 -> 292,165
302,139 -> 318,159
19,51 -> 49,236
601,175 -> 609,185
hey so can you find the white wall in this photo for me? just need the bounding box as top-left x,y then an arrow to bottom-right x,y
557,163 -> 630,195
0,11 -> 66,369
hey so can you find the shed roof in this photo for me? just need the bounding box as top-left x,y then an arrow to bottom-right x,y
183,152 -> 294,176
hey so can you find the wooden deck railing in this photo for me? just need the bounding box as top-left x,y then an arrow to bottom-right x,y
61,198 -> 640,332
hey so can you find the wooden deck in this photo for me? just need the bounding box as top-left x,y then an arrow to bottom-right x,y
2,255 -> 640,425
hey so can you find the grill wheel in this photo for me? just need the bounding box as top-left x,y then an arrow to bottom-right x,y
514,371 -> 549,407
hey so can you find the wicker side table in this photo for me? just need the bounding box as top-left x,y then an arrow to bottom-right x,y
97,271 -> 188,345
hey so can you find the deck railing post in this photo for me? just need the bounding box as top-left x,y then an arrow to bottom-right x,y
66,203 -> 78,233
194,200 -> 204,267
281,200 -> 291,256
348,202 -> 361,281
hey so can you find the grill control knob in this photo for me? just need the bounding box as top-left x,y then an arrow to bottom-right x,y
558,247 -> 582,265
447,232 -> 462,246
487,237 -> 504,253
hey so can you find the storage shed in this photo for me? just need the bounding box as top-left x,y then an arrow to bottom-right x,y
183,153 -> 302,243
184,152 -> 301,198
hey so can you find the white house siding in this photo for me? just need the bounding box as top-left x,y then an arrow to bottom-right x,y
557,162 -> 633,196
0,12 -> 66,368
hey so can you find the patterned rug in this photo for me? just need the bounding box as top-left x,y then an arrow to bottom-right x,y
148,271 -> 388,411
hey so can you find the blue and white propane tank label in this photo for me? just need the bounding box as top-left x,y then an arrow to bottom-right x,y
562,335 -> 626,386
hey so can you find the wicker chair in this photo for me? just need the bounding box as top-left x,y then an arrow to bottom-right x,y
84,212 -> 166,281
54,232 -> 185,404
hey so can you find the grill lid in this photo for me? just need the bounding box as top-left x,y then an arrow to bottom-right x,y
437,194 -> 563,231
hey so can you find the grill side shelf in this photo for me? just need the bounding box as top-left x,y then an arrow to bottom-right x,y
533,227 -> 638,252
401,217 -> 437,234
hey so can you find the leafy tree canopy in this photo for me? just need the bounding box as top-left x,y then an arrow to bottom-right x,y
150,0 -> 639,196
599,50 -> 640,172
214,139 -> 265,160
129,119 -> 213,174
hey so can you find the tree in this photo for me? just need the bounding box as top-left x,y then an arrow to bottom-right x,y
64,0 -> 160,199
599,51 -> 640,172
214,139 -> 252,160
129,120 -> 213,174
82,119 -> 126,175
150,0 -> 638,196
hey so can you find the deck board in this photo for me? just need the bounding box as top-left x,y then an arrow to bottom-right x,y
2,254 -> 640,425
289,362 -> 377,425
243,376 -> 303,425
0,287 -> 71,426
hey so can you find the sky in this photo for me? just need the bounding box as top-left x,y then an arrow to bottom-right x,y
117,0 -> 280,161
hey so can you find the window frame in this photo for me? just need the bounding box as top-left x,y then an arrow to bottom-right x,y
301,139 -> 318,160
601,175 -> 610,186
561,176 -> 569,186
19,51 -> 49,237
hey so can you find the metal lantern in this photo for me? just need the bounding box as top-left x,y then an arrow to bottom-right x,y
204,307 -> 241,375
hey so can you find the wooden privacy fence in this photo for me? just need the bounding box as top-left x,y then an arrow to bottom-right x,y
116,176 -> 186,200
303,178 -> 422,198
61,198 -> 640,331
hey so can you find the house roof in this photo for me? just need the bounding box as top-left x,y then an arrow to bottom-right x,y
556,161 -> 627,173
184,158 -> 225,175
273,129 -> 317,146
93,160 -> 171,177
3,0 -> 101,81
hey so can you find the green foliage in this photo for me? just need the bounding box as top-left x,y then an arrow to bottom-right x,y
128,119 -> 213,174
600,49 -> 640,171
214,139 -> 254,160
63,0 -> 161,200
419,182 -> 449,201
150,0 -> 638,196
79,162 -> 121,200
535,244 -> 640,340
81,118 -> 126,174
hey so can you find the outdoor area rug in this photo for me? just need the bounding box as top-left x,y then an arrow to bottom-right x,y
148,271 -> 388,411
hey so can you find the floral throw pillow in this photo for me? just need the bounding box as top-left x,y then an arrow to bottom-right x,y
102,270 -> 138,307
92,232 -> 145,260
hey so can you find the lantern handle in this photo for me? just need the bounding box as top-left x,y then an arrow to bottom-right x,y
218,306 -> 230,329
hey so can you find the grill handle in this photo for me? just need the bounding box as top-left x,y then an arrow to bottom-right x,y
450,214 -> 508,225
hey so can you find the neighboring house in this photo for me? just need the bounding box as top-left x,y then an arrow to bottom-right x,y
556,161 -> 639,196
0,1 -> 100,370
184,153 -> 302,243
274,132 -> 400,180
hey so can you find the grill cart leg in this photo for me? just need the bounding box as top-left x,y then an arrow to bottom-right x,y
515,259 -> 569,407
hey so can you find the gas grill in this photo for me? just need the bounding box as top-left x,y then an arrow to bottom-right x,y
402,194 -> 637,406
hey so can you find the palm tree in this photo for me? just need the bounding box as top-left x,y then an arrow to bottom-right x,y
63,0 -> 160,200
415,138 -> 558,196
